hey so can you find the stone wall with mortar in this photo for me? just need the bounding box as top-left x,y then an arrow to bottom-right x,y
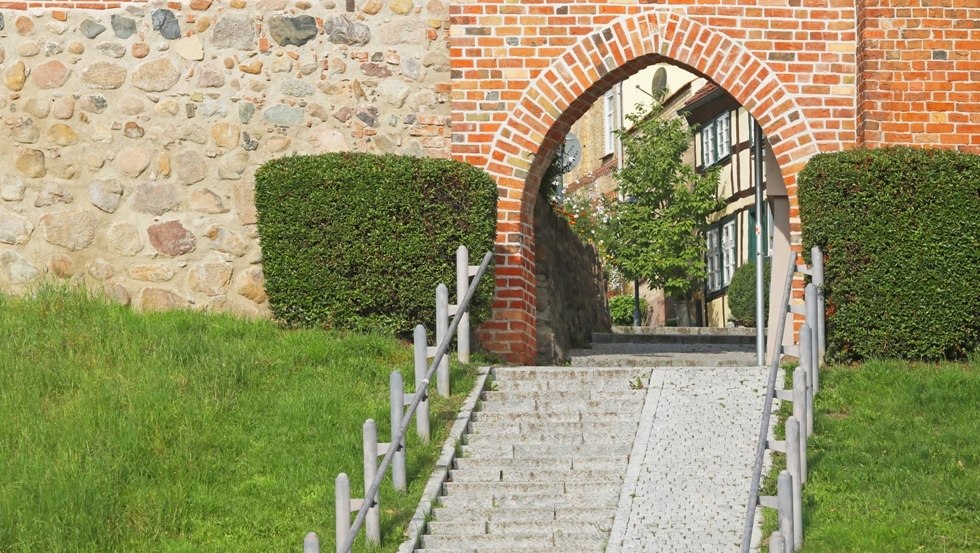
533,195 -> 609,365
0,1 -> 450,315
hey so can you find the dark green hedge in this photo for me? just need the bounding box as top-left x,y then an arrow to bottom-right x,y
727,258 -> 771,327
254,153 -> 497,336
799,147 -> 980,361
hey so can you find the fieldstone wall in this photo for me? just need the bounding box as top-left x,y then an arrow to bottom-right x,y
0,1 -> 450,315
534,196 -> 610,365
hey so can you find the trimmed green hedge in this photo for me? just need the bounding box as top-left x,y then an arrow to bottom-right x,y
727,258 -> 771,327
254,153 -> 497,335
609,294 -> 647,326
799,147 -> 980,361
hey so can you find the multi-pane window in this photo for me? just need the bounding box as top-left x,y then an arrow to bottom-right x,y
706,228 -> 721,292
707,219 -> 737,293
701,112 -> 732,167
721,219 -> 737,286
604,90 -> 616,156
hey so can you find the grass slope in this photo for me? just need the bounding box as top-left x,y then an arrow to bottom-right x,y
764,360 -> 979,552
0,287 -> 477,553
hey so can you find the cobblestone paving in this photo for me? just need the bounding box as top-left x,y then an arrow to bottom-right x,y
605,366 -> 773,553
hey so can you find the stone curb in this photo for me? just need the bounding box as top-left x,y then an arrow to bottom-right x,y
396,365 -> 492,553
605,368 -> 661,553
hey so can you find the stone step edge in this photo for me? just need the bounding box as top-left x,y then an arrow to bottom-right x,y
396,365 -> 493,553
591,334 -> 757,345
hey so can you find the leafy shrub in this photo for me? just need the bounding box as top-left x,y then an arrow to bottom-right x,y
609,294 -> 647,326
727,258 -> 771,327
799,147 -> 980,361
254,153 -> 497,336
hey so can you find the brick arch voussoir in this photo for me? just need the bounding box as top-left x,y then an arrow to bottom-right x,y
485,9 -> 821,219
653,11 -> 820,189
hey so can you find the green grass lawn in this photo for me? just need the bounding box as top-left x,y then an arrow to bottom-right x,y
763,359 -> 980,552
0,287 -> 479,553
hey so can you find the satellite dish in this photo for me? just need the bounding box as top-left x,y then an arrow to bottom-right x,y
562,133 -> 582,174
651,67 -> 668,101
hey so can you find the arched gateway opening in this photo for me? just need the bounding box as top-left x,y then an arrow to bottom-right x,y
461,10 -> 824,364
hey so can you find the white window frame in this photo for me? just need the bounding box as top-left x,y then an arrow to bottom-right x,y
706,228 -> 721,293
701,111 -> 732,168
603,91 -> 616,156
707,218 -> 738,293
721,219 -> 737,287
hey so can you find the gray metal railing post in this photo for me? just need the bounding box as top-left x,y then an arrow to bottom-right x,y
337,251 -> 493,553
390,371 -> 407,492
436,284 -> 450,397
770,531 -> 786,553
741,252 -> 797,553
800,324 -> 814,436
786,417 -> 803,550
362,420 -> 381,545
335,473 -> 350,553
456,245 -> 471,364
811,246 -> 826,363
793,367 -> 808,484
304,532 -> 320,553
412,325 -> 430,442
805,283 -> 820,393
778,470 -> 795,553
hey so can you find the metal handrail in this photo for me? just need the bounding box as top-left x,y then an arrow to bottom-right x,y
338,251 -> 493,553
740,251 -> 798,553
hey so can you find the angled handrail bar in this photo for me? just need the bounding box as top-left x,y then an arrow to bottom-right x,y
740,251 -> 798,553
338,251 -> 493,553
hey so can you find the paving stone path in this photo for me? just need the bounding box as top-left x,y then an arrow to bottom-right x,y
412,342 -> 771,552
605,366 -> 771,552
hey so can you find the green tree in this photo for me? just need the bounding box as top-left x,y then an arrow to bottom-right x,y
605,102 -> 721,298
539,139 -> 570,204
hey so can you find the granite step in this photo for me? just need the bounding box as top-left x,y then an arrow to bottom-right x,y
467,420 -> 637,435
452,456 -> 626,471
459,442 -> 633,459
491,367 -> 653,381
471,410 -> 636,424
430,506 -> 613,523
475,398 -> 644,414
479,389 -> 645,402
449,467 -> 623,483
434,490 -> 621,510
420,530 -> 607,550
411,365 -> 645,553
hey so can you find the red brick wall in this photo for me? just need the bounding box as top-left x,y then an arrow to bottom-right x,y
450,0 -> 978,363
857,0 -> 979,149
450,2 -> 854,362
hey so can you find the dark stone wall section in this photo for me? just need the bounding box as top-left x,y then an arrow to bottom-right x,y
533,197 -> 610,365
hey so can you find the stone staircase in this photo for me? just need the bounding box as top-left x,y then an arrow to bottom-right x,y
414,366 -> 651,553
570,327 -> 760,367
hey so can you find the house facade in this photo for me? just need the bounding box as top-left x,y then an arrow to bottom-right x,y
561,63 -> 703,326
685,84 -> 774,327
562,68 -> 777,328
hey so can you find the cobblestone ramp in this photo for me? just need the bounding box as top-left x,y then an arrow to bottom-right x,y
606,366 -> 772,552
414,366 -> 652,553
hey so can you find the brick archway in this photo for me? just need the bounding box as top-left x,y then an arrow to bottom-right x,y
470,10 -> 821,363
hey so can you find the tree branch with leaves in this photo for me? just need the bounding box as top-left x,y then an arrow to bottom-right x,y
605,101 -> 721,299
